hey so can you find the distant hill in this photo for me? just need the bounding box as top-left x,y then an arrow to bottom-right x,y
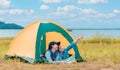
0,21 -> 24,29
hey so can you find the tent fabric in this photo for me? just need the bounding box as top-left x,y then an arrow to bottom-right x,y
63,54 -> 76,63
5,22 -> 39,59
4,55 -> 35,63
43,54 -> 76,64
5,21 -> 83,63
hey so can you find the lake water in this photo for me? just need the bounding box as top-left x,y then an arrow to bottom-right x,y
0,29 -> 120,38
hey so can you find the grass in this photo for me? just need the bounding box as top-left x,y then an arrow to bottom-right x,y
0,37 -> 12,61
0,37 -> 120,70
78,36 -> 120,64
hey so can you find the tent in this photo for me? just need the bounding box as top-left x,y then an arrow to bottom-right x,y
5,21 -> 83,63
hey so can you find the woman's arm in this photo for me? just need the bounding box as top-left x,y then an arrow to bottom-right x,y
45,51 -> 53,63
74,35 -> 83,43
65,35 -> 83,51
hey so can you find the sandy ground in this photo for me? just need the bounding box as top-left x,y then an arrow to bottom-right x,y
0,62 -> 120,70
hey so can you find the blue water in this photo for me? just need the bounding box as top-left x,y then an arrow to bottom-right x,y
72,30 -> 120,38
0,30 -> 21,37
0,29 -> 120,38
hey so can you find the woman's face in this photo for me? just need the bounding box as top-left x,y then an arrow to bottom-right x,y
52,44 -> 59,51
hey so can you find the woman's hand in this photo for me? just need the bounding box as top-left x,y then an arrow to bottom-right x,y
78,35 -> 83,40
75,35 -> 83,43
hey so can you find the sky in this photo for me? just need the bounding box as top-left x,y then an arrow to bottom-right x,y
0,0 -> 120,28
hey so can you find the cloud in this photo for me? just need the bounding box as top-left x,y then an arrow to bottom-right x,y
49,5 -> 97,20
42,0 -> 62,3
0,9 -> 34,15
0,18 -> 4,21
0,0 -> 11,8
57,5 -> 97,15
96,13 -> 115,18
71,17 -> 88,22
49,5 -> 79,17
113,9 -> 120,14
9,9 -> 23,15
47,5 -> 117,23
9,9 -> 34,15
40,5 -> 49,10
57,5 -> 80,12
95,9 -> 120,18
78,0 -> 108,4
52,11 -> 66,16
0,10 -> 8,14
81,8 -> 97,14
26,9 -> 34,14
69,14 -> 76,17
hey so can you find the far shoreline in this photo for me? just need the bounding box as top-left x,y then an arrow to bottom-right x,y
67,28 -> 120,30
0,28 -> 24,30
1,28 -> 120,30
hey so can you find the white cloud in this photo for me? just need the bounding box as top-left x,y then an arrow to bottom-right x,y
40,5 -> 49,10
71,17 -> 88,22
57,5 -> 80,12
69,14 -> 76,17
57,5 -> 97,15
9,9 -> 23,15
50,5 -> 97,19
26,9 -> 34,14
0,0 -> 11,8
0,10 -> 8,14
52,11 -> 76,17
95,9 -> 120,18
0,9 -> 34,15
78,0 -> 108,4
53,11 -> 66,16
49,5 -> 117,21
43,0 -> 62,3
96,13 -> 115,18
9,9 -> 34,15
81,8 -> 96,14
0,18 -> 4,21
50,5 -> 79,17
113,9 -> 120,14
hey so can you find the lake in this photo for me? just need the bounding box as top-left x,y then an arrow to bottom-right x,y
0,29 -> 120,38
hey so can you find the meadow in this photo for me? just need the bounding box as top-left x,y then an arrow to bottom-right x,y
0,37 -> 120,70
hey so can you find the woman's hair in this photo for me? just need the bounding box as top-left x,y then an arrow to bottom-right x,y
48,45 -> 53,50
48,41 -> 60,50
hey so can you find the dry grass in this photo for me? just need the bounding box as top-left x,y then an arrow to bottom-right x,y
0,62 -> 120,70
0,37 -> 120,70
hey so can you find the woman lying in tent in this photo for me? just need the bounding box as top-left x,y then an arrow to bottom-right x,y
41,35 -> 83,64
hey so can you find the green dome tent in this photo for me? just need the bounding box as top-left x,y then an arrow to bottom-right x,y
5,21 -> 83,63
